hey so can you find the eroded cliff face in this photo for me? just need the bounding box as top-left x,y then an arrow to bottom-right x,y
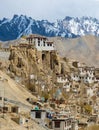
8,44 -> 70,90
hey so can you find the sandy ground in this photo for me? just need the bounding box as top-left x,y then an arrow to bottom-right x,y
0,70 -> 38,112
0,115 -> 47,130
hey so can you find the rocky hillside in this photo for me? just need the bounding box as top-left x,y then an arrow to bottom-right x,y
1,15 -> 99,41
8,43 -> 71,92
52,35 -> 99,67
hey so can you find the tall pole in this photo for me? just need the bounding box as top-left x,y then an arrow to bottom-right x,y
3,84 -> 5,118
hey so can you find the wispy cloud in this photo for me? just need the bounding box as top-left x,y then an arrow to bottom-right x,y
0,0 -> 99,21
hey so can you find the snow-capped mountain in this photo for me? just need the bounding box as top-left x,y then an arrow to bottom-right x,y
1,15 -> 99,41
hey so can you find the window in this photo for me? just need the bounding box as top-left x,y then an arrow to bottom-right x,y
0,97 -> 2,100
47,43 -> 49,46
38,43 -> 40,46
42,54 -> 46,61
36,111 -> 41,118
11,107 -> 17,113
43,43 -> 45,46
38,40 -> 40,43
55,121 -> 60,128
3,107 -> 8,112
65,122 -> 67,127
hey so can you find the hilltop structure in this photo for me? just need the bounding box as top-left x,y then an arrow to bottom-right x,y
26,34 -> 54,51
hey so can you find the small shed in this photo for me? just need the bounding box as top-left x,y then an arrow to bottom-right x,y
52,118 -> 73,130
11,106 -> 20,114
30,109 -> 46,120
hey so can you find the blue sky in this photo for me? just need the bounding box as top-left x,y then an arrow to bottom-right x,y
0,0 -> 99,21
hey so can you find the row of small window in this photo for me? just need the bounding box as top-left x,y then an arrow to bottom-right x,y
73,76 -> 94,80
54,121 -> 71,128
38,43 -> 52,46
80,71 -> 94,74
28,39 -> 46,44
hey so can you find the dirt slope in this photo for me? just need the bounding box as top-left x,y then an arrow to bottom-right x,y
0,70 -> 37,109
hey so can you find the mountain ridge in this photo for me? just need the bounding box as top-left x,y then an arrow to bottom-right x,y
1,15 -> 99,41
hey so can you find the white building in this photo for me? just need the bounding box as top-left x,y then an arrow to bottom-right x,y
71,67 -> 96,84
26,34 -> 54,51
78,67 -> 86,77
57,75 -> 68,84
63,82 -> 72,92
52,118 -> 78,130
78,67 -> 95,77
71,73 -> 80,82
86,88 -> 94,97
30,109 -> 46,120
84,75 -> 95,84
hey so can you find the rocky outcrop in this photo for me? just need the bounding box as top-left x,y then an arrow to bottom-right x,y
8,44 -> 70,85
